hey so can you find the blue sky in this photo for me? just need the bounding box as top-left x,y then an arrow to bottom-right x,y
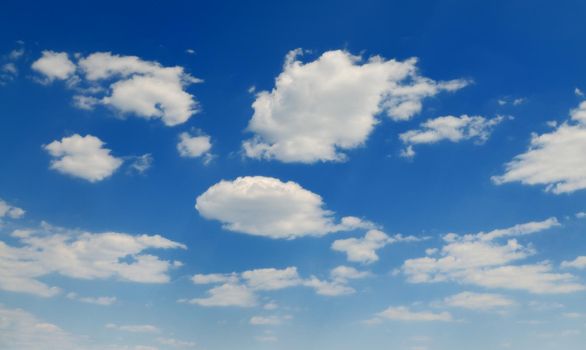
1,1 -> 586,349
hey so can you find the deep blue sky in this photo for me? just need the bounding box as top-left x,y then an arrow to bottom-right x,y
1,1 -> 586,350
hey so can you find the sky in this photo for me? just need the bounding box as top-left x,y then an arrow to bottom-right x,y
1,1 -> 586,349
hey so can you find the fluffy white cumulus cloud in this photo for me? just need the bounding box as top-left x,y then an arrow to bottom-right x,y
31,50 -> 76,81
0,199 -> 25,219
332,230 -> 422,264
33,51 -> 201,126
367,306 -> 452,324
401,218 -> 585,294
44,134 -> 123,182
195,176 -> 371,239
243,49 -> 469,163
177,132 -> 212,158
400,115 -> 506,157
443,291 -> 516,311
493,101 -> 586,194
0,223 -> 185,297
185,266 -> 363,307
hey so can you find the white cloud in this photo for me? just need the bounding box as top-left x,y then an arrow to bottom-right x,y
33,51 -> 201,126
0,199 -> 25,219
129,154 -> 153,174
367,306 -> 452,323
242,267 -> 302,291
0,305 -> 80,350
329,265 -> 371,281
44,134 -> 123,182
66,292 -> 117,306
243,49 -> 469,163
249,315 -> 290,326
561,256 -> 586,269
401,218 -> 585,294
443,291 -> 516,311
187,283 -> 257,307
156,337 -> 196,348
177,132 -> 212,159
399,115 -> 506,157
493,101 -> 586,194
186,266 -> 361,307
332,230 -> 422,264
31,50 -> 76,81
106,324 -> 159,333
0,222 -> 185,297
191,273 -> 238,285
195,176 -> 370,239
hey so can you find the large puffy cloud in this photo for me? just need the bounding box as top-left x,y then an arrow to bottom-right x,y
31,50 -> 76,81
32,51 -> 201,126
0,223 -> 185,297
243,49 -> 469,163
332,230 -> 423,264
399,115 -> 506,158
44,134 -> 123,182
185,266 -> 368,307
493,101 -> 586,194
401,218 -> 586,294
195,176 -> 372,239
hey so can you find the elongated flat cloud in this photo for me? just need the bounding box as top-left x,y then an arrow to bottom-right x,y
243,49 -> 469,163
443,291 -> 516,311
44,134 -> 123,182
32,51 -> 201,126
332,230 -> 423,264
0,223 -> 185,297
399,115 -> 506,157
185,266 -> 368,307
493,101 -> 586,194
401,218 -> 585,294
195,176 -> 373,239
367,306 -> 452,323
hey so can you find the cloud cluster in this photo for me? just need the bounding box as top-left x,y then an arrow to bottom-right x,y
332,230 -> 423,264
186,265 -> 369,307
195,176 -> 373,239
493,101 -> 586,194
32,51 -> 201,126
243,49 -> 469,163
400,115 -> 506,157
0,223 -> 185,297
1,44 -> 25,84
44,134 -> 123,182
401,218 -> 585,294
